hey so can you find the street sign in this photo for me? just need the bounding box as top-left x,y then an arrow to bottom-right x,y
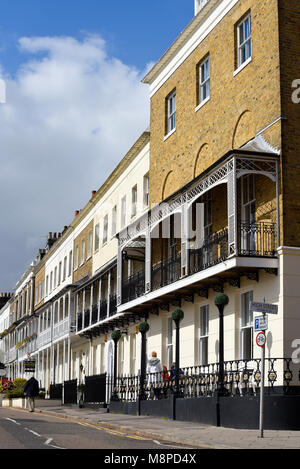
254,315 -> 268,331
256,332 -> 267,347
250,301 -> 278,315
24,360 -> 36,373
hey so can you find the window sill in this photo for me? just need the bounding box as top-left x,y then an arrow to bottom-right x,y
233,57 -> 252,77
163,127 -> 176,141
195,96 -> 210,113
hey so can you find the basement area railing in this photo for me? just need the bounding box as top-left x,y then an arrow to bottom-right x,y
109,358 -> 300,402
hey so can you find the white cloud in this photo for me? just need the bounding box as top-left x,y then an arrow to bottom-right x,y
0,34 -> 149,291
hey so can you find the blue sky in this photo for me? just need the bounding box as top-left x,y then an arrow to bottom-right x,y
0,1 -> 194,292
0,0 -> 193,76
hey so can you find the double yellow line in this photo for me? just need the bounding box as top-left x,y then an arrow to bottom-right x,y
6,407 -> 148,441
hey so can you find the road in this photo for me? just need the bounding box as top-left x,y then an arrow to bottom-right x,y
0,407 -> 196,450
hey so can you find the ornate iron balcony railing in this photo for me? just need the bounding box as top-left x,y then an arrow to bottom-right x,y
122,270 -> 146,304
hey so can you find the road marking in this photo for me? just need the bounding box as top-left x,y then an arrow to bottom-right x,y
153,440 -> 187,449
45,438 -> 53,445
25,428 -> 41,437
5,418 -> 21,425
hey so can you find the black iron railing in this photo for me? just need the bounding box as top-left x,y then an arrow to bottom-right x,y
189,228 -> 228,276
77,313 -> 82,332
109,294 -> 117,317
122,270 -> 145,304
239,221 -> 277,257
83,310 -> 90,329
91,305 -> 98,325
152,254 -> 181,292
111,358 -> 300,402
99,300 -> 107,321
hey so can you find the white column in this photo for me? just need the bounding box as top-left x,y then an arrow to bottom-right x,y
107,272 -> 111,317
90,285 -> 93,326
117,245 -> 123,306
227,157 -> 238,256
98,279 -> 102,322
145,227 -> 152,293
57,342 -> 60,383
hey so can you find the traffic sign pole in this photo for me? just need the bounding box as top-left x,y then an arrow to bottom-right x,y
258,316 -> 266,438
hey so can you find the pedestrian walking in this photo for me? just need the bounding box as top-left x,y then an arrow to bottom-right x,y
24,376 -> 39,412
147,351 -> 163,400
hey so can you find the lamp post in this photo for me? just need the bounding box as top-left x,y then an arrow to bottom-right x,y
214,293 -> 229,397
111,329 -> 121,401
172,309 -> 184,398
138,322 -> 149,405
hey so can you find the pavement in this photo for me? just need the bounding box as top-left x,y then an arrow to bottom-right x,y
16,400 -> 300,449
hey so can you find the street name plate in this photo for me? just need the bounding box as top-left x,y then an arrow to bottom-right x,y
24,360 -> 36,373
254,315 -> 268,331
250,302 -> 278,315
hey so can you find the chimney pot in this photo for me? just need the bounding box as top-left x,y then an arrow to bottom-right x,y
92,190 -> 96,198
53,233 -> 57,239
75,210 -> 79,217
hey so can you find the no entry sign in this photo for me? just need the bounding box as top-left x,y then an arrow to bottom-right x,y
256,332 -> 267,347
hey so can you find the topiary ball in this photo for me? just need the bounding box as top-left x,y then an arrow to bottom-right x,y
214,293 -> 229,306
111,329 -> 122,342
138,322 -> 150,334
172,308 -> 184,322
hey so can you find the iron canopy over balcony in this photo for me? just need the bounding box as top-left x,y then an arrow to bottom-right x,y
117,138 -> 280,312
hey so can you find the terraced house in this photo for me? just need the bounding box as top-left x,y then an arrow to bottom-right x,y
0,0 -> 299,429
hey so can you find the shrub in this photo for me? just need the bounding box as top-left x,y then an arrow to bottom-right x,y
4,389 -> 24,399
38,391 -> 45,399
13,378 -> 27,391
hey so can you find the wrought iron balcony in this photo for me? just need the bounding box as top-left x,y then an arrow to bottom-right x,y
99,300 -> 108,321
91,305 -> 99,325
189,228 -> 228,276
109,294 -> 117,317
152,254 -> 181,292
122,270 -> 146,304
239,222 -> 277,257
77,313 -> 82,332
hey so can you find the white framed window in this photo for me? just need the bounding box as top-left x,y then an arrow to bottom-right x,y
42,280 -> 45,299
74,245 -> 79,270
81,239 -> 86,265
54,266 -> 57,288
166,316 -> 174,369
50,271 -> 53,292
111,205 -> 117,237
103,215 -> 108,245
240,290 -> 254,360
167,90 -> 176,134
68,250 -> 73,277
63,256 -> 67,282
121,196 -> 126,228
87,230 -> 93,258
45,276 -> 49,296
199,305 -> 209,366
237,14 -> 252,67
199,56 -> 210,104
143,173 -> 149,207
131,185 -> 137,218
58,261 -> 62,285
94,223 -> 100,252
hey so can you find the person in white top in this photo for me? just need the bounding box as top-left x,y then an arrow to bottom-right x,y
147,351 -> 163,399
